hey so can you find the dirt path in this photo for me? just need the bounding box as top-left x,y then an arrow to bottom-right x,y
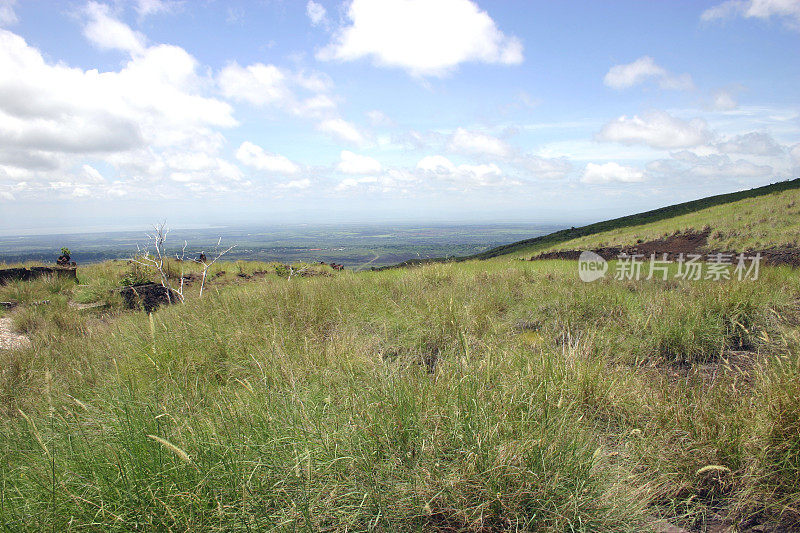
358,252 -> 381,270
0,316 -> 30,350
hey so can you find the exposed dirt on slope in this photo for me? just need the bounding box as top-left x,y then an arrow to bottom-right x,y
530,230 -> 800,267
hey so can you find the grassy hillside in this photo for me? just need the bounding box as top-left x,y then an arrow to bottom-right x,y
474,178 -> 800,259
1,252 -> 799,530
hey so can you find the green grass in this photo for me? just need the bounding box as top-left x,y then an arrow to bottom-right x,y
470,178 -> 800,259
1,256 -> 799,530
537,188 -> 800,255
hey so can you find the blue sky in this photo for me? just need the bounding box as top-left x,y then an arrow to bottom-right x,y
0,0 -> 798,233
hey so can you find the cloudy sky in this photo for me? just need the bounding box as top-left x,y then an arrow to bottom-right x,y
0,0 -> 798,233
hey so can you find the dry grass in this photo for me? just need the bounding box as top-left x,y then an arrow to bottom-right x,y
0,258 -> 798,530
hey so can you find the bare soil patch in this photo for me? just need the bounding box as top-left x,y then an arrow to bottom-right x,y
531,230 -> 800,267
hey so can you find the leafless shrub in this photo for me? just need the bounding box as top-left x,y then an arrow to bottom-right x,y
132,222 -> 236,301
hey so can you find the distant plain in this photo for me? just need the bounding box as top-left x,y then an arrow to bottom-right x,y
0,223 -> 561,270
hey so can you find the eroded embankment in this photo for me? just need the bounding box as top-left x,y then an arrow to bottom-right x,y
530,230 -> 800,267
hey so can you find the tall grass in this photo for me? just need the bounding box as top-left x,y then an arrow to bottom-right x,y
0,258 -> 798,530
521,188 -> 800,256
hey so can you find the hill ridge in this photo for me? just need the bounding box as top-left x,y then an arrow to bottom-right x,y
377,177 -> 800,269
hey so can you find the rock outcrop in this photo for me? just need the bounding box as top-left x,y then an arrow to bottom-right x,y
0,266 -> 77,285
119,283 -> 181,313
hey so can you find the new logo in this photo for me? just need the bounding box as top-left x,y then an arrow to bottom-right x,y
578,251 -> 607,282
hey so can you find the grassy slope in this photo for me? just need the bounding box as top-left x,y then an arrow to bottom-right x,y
1,182 -> 799,530
474,178 -> 800,260
1,255 -> 799,530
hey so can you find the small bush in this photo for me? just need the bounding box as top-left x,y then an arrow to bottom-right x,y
120,262 -> 152,287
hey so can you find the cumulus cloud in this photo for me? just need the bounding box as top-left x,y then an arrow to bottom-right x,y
710,88 -> 738,110
366,110 -> 393,127
278,178 -> 311,189
218,63 -> 292,107
791,143 -> 800,164
596,110 -> 711,149
318,118 -> 365,144
702,0 -> 800,31
0,11 -> 243,201
83,2 -> 146,54
336,176 -> 378,190
334,169 -> 419,193
236,141 -> 299,174
581,162 -> 644,184
317,0 -> 523,76
416,155 -> 515,187
294,94 -> 337,117
448,128 -> 511,157
649,151 -> 777,181
516,155 -> 572,180
604,56 -> 693,90
81,164 -> 105,183
0,0 -> 17,26
716,132 -> 784,155
218,62 -> 336,119
337,150 -> 381,174
689,158 -> 773,178
134,0 -> 177,18
306,1 -> 327,26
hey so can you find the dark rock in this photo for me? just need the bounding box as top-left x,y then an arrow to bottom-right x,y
119,283 -> 181,313
0,266 -> 77,285
56,254 -> 70,266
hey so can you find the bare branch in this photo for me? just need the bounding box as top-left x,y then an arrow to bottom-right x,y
130,221 -> 183,304
190,239 -> 236,297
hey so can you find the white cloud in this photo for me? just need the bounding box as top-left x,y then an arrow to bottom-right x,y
0,0 -> 17,26
0,29 -> 235,153
83,2 -> 146,54
218,62 -> 336,119
306,1 -> 327,26
689,159 -> 773,178
295,94 -> 337,117
791,143 -> 800,164
581,162 -> 644,184
278,178 -> 311,189
716,132 -> 783,155
218,62 -> 291,106
366,110 -> 393,127
293,71 -> 333,93
135,0 -> 176,17
604,56 -> 693,90
337,150 -> 382,174
597,110 -> 711,149
416,155 -> 514,187
710,89 -> 738,110
448,128 -> 510,157
81,164 -> 105,183
336,176 -> 378,190
317,0 -> 523,77
702,0 -> 800,31
0,15 -> 244,201
318,118 -> 365,144
516,155 -> 572,180
236,142 -> 299,174
649,151 -> 778,181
